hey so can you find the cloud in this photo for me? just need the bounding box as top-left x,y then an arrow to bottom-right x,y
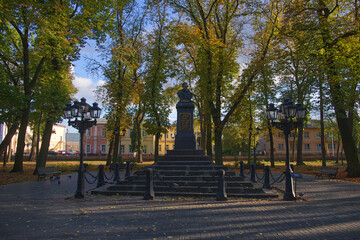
72,76 -> 102,104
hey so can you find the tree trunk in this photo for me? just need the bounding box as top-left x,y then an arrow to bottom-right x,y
27,130 -> 37,161
296,121 -> 304,166
291,129 -> 297,162
2,146 -> 7,167
319,79 -> 326,166
112,128 -> 120,163
248,131 -> 252,164
136,127 -> 143,163
267,119 -> 275,168
106,139 -> 114,166
35,119 -> 53,171
337,117 -> 360,176
0,122 -> 19,157
154,132 -> 160,162
336,138 -> 340,164
214,126 -> 223,165
35,113 -> 42,160
12,100 -> 31,172
206,111 -> 212,158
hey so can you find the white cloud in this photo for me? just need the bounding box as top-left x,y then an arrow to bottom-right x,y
73,75 -> 102,104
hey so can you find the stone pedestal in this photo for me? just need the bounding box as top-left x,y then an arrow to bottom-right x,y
174,101 -> 196,150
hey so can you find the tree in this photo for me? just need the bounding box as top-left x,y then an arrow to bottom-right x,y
0,0 -> 106,172
94,0 -> 148,164
283,0 -> 360,176
143,1 -> 174,162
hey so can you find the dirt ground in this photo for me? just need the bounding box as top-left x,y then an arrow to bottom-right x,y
1,160 -> 359,185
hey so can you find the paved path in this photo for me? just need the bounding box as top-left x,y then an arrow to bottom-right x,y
0,171 -> 359,240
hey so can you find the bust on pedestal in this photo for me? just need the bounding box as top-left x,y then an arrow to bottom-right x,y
175,83 -> 196,150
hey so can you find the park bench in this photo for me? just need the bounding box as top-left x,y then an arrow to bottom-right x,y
35,167 -> 61,180
314,166 -> 338,180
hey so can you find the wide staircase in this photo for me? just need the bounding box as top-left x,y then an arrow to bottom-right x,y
92,150 -> 278,199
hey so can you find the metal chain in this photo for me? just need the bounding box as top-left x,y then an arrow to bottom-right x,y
85,171 -> 98,179
270,172 -> 285,185
104,171 -> 114,180
84,172 -> 98,184
225,172 -> 262,190
255,171 -> 265,181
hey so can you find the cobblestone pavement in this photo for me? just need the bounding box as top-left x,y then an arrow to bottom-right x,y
0,171 -> 359,240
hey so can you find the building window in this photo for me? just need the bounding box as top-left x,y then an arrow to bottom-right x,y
129,145 -> 133,153
86,144 -> 91,153
316,144 -> 322,150
278,132 -> 283,138
142,130 -> 146,137
142,145 -> 147,154
101,128 -> 105,137
278,144 -> 284,150
101,144 -> 106,154
173,145 -> 175,150
316,132 -> 321,138
305,144 -> 310,150
328,143 -> 336,150
166,145 -> 169,150
159,145 -> 162,152
87,129 -> 92,137
120,145 -> 125,154
289,132 -> 296,138
304,132 -> 310,138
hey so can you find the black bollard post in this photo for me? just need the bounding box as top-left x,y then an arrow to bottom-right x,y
240,161 -> 245,177
97,165 -> 105,188
143,168 -> 155,200
216,169 -> 228,201
125,160 -> 131,179
263,166 -> 271,189
113,162 -> 120,183
250,163 -> 256,183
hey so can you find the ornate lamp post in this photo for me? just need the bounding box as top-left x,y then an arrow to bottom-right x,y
266,98 -> 306,201
63,97 -> 101,198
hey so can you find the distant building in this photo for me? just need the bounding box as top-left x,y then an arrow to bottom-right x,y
0,122 -> 67,154
65,132 -> 80,151
49,124 -> 66,151
258,120 -> 342,157
83,118 -> 180,156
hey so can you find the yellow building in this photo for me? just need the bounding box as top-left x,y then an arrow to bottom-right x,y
259,120 -> 342,157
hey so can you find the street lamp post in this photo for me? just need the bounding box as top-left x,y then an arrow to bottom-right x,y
266,98 -> 306,201
63,97 -> 101,198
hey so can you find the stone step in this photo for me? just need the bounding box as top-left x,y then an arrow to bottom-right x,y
128,174 -> 243,182
92,189 -> 278,199
165,149 -> 205,155
155,161 -> 213,166
106,184 -> 265,194
152,165 -> 227,171
148,169 -> 235,176
114,179 -> 254,188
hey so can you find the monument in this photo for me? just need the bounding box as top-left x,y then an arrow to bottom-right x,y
93,82 -> 278,199
174,83 -> 196,150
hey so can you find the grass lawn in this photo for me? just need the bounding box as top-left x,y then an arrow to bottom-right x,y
0,159 -> 359,185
